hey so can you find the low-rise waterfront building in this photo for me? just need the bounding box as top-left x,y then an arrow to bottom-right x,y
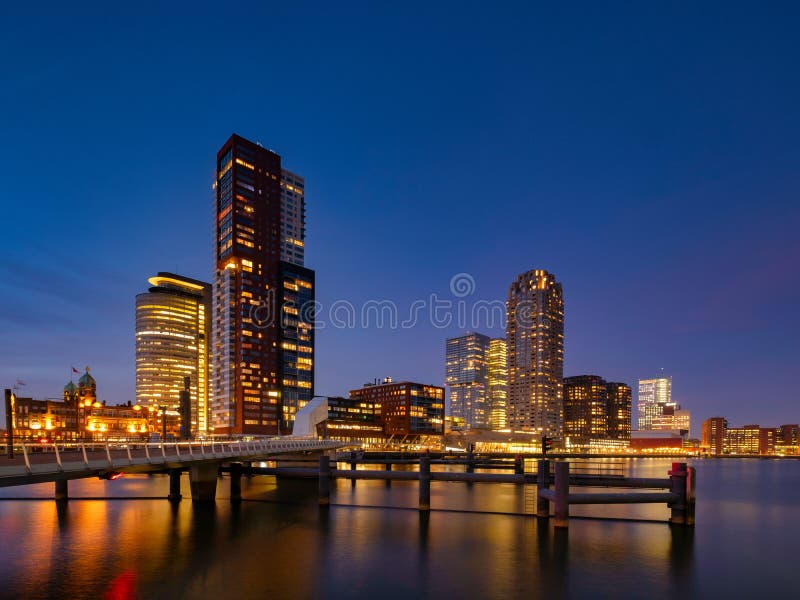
350,378 -> 445,440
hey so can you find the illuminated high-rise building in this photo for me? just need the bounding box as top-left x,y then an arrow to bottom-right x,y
506,269 -> 564,435
135,273 -> 211,435
279,261 -> 315,431
562,376 -> 632,445
446,332 -> 490,429
606,381 -> 632,441
211,134 -> 314,435
637,376 -> 672,430
280,170 -> 306,265
487,337 -> 508,430
702,417 -> 727,455
563,375 -> 608,444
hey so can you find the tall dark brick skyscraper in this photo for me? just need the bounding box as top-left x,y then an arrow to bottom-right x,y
211,134 -> 314,435
506,269 -> 564,436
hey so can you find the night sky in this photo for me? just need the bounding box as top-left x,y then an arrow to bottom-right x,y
1,2 -> 798,432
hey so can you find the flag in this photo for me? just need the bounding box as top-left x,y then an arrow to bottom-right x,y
15,379 -> 25,387
72,366 -> 80,374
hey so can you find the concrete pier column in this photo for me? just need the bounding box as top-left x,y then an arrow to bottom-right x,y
419,457 -> 431,512
55,479 -> 68,502
466,447 -> 475,474
168,469 -> 182,502
385,462 -> 392,487
554,462 -> 570,529
350,454 -> 357,488
668,462 -> 688,525
319,455 -> 331,506
189,462 -> 219,502
230,463 -> 243,502
537,459 -> 550,518
514,455 -> 523,475
244,461 -> 253,478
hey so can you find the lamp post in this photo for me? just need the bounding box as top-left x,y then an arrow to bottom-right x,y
160,405 -> 168,441
4,389 -> 14,458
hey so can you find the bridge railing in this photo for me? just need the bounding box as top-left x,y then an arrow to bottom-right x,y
7,438 -> 341,475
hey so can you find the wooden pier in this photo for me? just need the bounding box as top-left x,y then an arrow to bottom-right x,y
297,456 -> 696,528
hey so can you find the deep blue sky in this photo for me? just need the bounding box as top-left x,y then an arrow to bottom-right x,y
1,2 -> 799,432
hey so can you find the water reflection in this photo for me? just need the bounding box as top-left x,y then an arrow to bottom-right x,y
1,459 -> 797,598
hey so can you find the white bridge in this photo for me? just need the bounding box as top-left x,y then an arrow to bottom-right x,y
0,438 -> 347,501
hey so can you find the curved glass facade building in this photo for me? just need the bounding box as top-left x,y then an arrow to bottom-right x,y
506,269 -> 564,436
135,273 -> 211,435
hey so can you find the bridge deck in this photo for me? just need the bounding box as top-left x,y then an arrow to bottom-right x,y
0,439 -> 344,487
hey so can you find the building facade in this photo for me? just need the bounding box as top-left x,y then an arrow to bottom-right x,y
350,379 -> 445,439
725,425 -> 761,454
652,406 -> 691,435
487,337 -> 508,430
563,376 -> 632,446
506,269 -> 564,436
279,261 -> 315,431
701,417 -> 727,455
280,170 -> 306,265
607,382 -> 632,441
211,134 -> 314,436
563,375 -> 608,445
8,368 -> 165,442
702,418 -> 798,456
637,376 -> 672,430
445,332 -> 490,429
135,273 -> 211,436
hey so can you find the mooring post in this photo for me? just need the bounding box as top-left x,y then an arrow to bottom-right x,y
55,479 -> 68,502
536,459 -> 550,517
385,462 -> 392,488
419,456 -> 431,512
168,469 -> 182,502
554,462 -> 569,528
319,455 -> 331,506
350,452 -> 357,488
230,462 -> 242,502
669,462 -> 688,525
685,466 -> 696,526
466,445 -> 474,474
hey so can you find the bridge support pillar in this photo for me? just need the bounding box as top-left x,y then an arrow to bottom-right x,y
244,461 -> 253,478
230,463 -> 243,502
385,462 -> 392,488
168,469 -> 182,502
537,459 -> 550,518
55,479 -> 68,502
554,462 -> 570,529
319,455 -> 331,506
189,462 -> 219,502
419,457 -> 431,512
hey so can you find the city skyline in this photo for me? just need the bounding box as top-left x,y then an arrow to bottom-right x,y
2,5 -> 799,429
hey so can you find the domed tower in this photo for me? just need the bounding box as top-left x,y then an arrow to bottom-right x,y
77,367 -> 97,407
63,381 -> 78,405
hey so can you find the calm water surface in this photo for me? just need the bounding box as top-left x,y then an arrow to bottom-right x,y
0,458 -> 797,599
